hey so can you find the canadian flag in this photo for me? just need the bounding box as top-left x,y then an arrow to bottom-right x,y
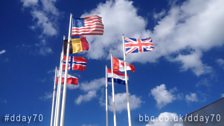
112,56 -> 135,72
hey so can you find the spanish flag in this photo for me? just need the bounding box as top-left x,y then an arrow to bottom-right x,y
64,36 -> 89,54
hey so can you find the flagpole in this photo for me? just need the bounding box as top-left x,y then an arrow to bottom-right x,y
60,13 -> 73,126
105,66 -> 109,126
50,67 -> 57,126
111,54 -> 117,126
54,40 -> 65,126
122,35 -> 132,126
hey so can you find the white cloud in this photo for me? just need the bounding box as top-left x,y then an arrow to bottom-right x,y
0,50 -> 6,55
76,77 -> 142,112
31,10 -> 57,36
185,93 -> 198,103
21,0 -> 59,36
21,0 -> 38,7
34,40 -> 53,55
80,78 -> 105,92
108,93 -> 142,113
75,78 -> 105,105
150,0 -> 224,58
39,92 -> 52,101
16,42 -> 53,56
151,84 -> 176,109
66,84 -> 79,90
216,58 -> 224,69
217,58 -> 224,65
21,0 -> 59,55
153,10 -> 166,20
75,91 -> 97,105
82,0 -> 147,59
40,0 -> 59,16
196,78 -> 211,88
221,93 -> 224,98
146,112 -> 183,126
82,0 -> 224,76
39,46 -> 53,55
172,51 -> 212,76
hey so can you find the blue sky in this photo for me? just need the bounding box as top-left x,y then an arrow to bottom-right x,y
0,0 -> 224,126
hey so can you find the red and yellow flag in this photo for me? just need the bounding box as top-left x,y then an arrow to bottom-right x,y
64,36 -> 89,54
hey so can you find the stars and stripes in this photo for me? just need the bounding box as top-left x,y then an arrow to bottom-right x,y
52,14 -> 104,126
72,15 -> 104,35
124,37 -> 154,54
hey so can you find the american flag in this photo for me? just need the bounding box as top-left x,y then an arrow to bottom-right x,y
72,15 -> 104,35
124,37 -> 154,54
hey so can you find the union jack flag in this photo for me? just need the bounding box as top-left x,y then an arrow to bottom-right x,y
124,37 -> 154,54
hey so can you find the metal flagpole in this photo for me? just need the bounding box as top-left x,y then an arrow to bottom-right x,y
54,40 -> 65,126
60,13 -> 73,126
111,54 -> 117,126
122,35 -> 132,126
105,66 -> 109,126
50,67 -> 57,126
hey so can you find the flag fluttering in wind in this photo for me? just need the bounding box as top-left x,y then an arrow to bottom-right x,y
107,68 -> 127,85
64,36 -> 89,54
53,14 -> 104,126
112,56 -> 135,72
62,56 -> 87,71
56,73 -> 78,85
72,15 -> 104,35
124,37 -> 154,54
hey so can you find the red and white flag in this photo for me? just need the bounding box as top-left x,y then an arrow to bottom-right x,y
107,68 -> 127,85
56,73 -> 78,85
72,15 -> 104,36
63,56 -> 87,71
112,56 -> 135,72
124,37 -> 154,54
